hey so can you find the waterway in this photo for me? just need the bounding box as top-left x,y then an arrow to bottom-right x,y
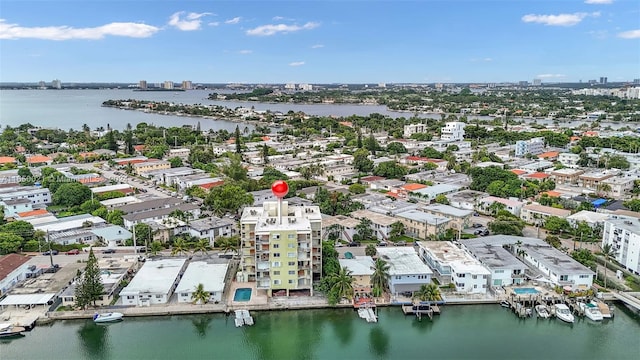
0,89 -> 635,132
2,304 -> 638,360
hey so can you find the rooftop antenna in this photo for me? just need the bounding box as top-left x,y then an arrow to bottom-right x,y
271,180 -> 289,225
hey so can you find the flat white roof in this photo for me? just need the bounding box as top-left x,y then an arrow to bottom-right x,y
567,210 -> 610,224
0,293 -> 56,306
418,241 -> 491,275
375,247 -> 433,276
174,261 -> 229,294
120,258 -> 186,296
100,196 -> 141,207
33,215 -> 106,233
339,257 -> 375,276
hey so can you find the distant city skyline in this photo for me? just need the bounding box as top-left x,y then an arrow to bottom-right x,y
1,1 -> 638,83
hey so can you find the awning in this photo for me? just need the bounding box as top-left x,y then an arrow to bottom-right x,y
0,293 -> 56,306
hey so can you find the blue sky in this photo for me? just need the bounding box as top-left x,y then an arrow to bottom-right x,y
0,0 -> 638,83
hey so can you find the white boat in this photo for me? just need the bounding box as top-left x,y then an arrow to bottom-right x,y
500,300 -> 511,308
579,302 -> 603,321
535,305 -> 551,318
0,323 -> 26,338
554,304 -> 575,323
591,300 -> 613,318
93,312 -> 124,323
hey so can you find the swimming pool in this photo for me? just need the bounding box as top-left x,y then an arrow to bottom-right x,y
513,287 -> 540,295
233,288 -> 252,302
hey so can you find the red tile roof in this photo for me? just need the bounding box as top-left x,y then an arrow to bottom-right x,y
0,156 -> 16,164
199,180 -> 225,190
360,176 -> 385,182
27,155 -> 52,164
511,169 -> 527,175
0,254 -> 31,280
542,191 -> 561,197
526,172 -> 550,179
16,209 -> 50,218
402,183 -> 428,191
538,151 -> 559,159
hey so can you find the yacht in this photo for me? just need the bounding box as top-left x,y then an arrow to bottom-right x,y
93,312 -> 124,323
0,323 -> 26,338
554,304 -> 575,323
535,304 -> 551,318
579,302 -> 604,321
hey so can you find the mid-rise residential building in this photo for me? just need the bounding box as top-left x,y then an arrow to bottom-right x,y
515,137 -> 544,157
558,153 -> 580,168
350,209 -> 397,241
163,81 -> 174,90
478,196 -> 524,217
375,247 -> 433,295
440,122 -> 466,142
139,80 -> 147,89
395,210 -> 450,240
133,160 -> 171,176
181,80 -> 193,90
0,186 -> 51,206
403,123 -> 427,138
603,219 -> 640,275
417,241 -> 490,294
550,168 -> 585,185
420,204 -> 473,231
579,170 -> 616,190
240,199 -> 322,296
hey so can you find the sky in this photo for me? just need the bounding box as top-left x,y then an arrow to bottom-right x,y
0,0 -> 639,84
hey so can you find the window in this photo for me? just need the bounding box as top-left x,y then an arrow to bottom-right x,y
272,261 -> 281,267
273,253 -> 281,258
288,270 -> 295,275
288,252 -> 296,258
494,270 -> 504,274
273,271 -> 280,275
272,234 -> 280,239
579,275 -> 590,279
288,243 -> 295,248
559,275 -> 568,281
457,273 -> 466,278
472,275 -> 477,279
273,244 -> 280,249
273,279 -> 281,285
288,279 -> 295,284
473,284 -> 478,288
288,261 -> 296,266
288,234 -> 295,239
156,295 -> 162,299
182,293 -> 189,297
127,296 -> 134,300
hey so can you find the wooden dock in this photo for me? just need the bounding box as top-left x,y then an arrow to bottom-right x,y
402,303 -> 440,320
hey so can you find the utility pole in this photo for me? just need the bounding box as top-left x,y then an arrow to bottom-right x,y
133,225 -> 137,255
174,136 -> 178,148
47,230 -> 53,268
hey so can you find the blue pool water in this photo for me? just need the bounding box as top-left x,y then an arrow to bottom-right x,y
233,288 -> 252,302
513,287 -> 540,295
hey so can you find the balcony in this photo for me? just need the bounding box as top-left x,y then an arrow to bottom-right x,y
257,261 -> 270,270
257,281 -> 271,289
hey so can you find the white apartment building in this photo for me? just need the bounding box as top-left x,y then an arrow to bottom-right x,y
0,186 -> 51,206
120,258 -> 187,306
163,81 -> 174,90
603,219 -> 640,275
440,122 -> 465,142
240,199 -> 322,296
188,217 -> 234,245
167,148 -> 191,160
375,247 -> 433,295
417,241 -> 490,294
403,123 -> 428,138
515,137 -> 545,157
558,153 -> 580,168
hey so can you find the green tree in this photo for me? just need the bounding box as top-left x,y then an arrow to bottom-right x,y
413,283 -> 441,302
169,157 -> 183,168
0,232 -> 23,254
328,266 -> 354,305
386,142 -> 407,154
624,199 -> 640,212
371,258 -> 390,294
106,210 -> 124,225
365,243 -> 377,257
75,249 -> 104,308
149,241 -> 163,257
373,161 -> 407,179
434,194 -> 450,205
262,144 -> 270,164
133,223 -> 154,246
544,216 -> 571,234
355,218 -> 374,241
235,125 -> 242,154
53,182 -> 92,207
80,200 -> 103,214
222,155 -> 248,182
193,239 -> 210,255
216,236 -> 239,255
348,183 -> 366,194
205,184 -> 254,216
571,248 -> 596,270
600,243 -> 618,289
171,238 -> 188,256
191,283 -> 210,305
353,148 -> 374,173
488,216 -> 525,236
389,221 -> 405,240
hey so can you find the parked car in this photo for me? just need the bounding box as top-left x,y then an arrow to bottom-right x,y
102,248 -> 116,254
481,230 -> 490,236
42,250 -> 59,255
474,229 -> 484,235
66,249 -> 80,255
472,223 -> 483,228
348,242 -> 361,247
395,241 -> 406,246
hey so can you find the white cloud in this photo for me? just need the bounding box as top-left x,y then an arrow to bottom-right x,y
536,74 -> 566,78
209,22 -> 220,27
272,16 -> 284,21
225,17 -> 241,25
0,19 -> 160,40
521,12 -> 599,26
289,61 -> 305,66
618,29 -> 640,39
168,11 -> 211,31
470,57 -> 493,62
238,49 -> 252,54
246,22 -> 319,36
585,0 -> 613,4
311,44 -> 324,49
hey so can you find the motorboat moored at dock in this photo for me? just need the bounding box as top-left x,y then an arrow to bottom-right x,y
554,304 -> 575,323
535,305 -> 551,318
93,312 -> 124,323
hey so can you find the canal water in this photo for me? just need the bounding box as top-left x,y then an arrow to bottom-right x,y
1,304 -> 638,360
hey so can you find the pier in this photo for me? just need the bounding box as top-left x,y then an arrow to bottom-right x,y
401,302 -> 440,320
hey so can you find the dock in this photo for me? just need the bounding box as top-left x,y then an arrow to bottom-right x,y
401,303 -> 440,320
357,307 -> 378,323
234,310 -> 254,327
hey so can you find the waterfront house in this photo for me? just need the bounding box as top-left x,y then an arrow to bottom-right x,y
375,247 -> 432,296
61,259 -> 131,307
416,241 -> 490,294
0,254 -> 31,296
175,261 -> 229,303
339,256 -> 375,296
459,239 -> 528,287
120,258 -> 187,306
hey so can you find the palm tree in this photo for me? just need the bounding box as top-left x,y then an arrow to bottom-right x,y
389,221 -> 405,240
601,243 -> 618,289
329,266 -> 354,303
149,241 -> 163,257
193,239 -> 210,255
171,238 -> 188,256
413,283 -> 442,303
517,248 -> 527,260
218,236 -> 239,255
365,244 -> 377,257
371,258 -> 391,295
191,283 -> 210,305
